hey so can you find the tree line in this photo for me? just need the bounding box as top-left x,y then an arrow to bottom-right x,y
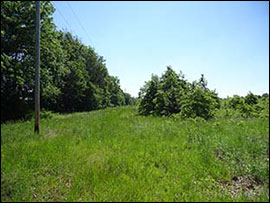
138,66 -> 269,120
1,1 -> 268,122
1,1 -> 135,122
217,92 -> 269,119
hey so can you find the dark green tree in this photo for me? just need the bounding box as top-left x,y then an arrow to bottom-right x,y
138,74 -> 159,115
154,66 -> 184,116
1,1 -> 64,120
244,91 -> 258,106
138,67 -> 220,119
108,76 -> 125,106
180,81 -> 218,120
1,2 -> 128,121
124,93 -> 136,105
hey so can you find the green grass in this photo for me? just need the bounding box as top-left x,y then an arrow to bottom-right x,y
1,106 -> 269,202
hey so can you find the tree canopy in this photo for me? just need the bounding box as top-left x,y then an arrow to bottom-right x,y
1,1 -> 135,122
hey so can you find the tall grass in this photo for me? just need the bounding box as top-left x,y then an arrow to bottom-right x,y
1,106 -> 269,202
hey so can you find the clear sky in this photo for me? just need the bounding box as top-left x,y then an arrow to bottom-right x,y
51,1 -> 269,98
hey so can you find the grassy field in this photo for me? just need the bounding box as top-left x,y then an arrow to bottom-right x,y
1,106 -> 269,202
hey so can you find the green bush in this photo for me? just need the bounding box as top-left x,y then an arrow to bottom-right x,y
40,110 -> 54,119
180,82 -> 218,120
224,93 -> 269,118
23,110 -> 54,120
138,67 -> 220,119
216,93 -> 269,119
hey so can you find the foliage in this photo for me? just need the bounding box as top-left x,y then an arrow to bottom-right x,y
138,67 -> 268,120
219,93 -> 269,119
154,67 -> 185,116
138,67 -> 220,119
245,91 -> 258,106
138,74 -> 159,115
180,80 -> 219,120
1,1 -> 60,121
1,1 -> 129,122
124,92 -> 136,105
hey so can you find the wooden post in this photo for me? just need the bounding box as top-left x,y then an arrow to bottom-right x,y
34,1 -> 40,133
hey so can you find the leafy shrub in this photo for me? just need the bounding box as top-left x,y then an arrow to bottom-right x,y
138,67 -> 269,120
24,110 -> 54,120
40,110 -> 54,119
138,74 -> 159,115
217,93 -> 269,119
257,96 -> 269,118
138,67 -> 220,119
245,91 -> 258,105
213,108 -> 243,119
180,81 -> 218,120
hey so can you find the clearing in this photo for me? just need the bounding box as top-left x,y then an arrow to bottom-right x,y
1,106 -> 269,202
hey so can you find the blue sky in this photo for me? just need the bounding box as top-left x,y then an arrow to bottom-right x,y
52,1 -> 269,98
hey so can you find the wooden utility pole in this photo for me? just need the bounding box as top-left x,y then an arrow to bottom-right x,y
34,1 -> 40,133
